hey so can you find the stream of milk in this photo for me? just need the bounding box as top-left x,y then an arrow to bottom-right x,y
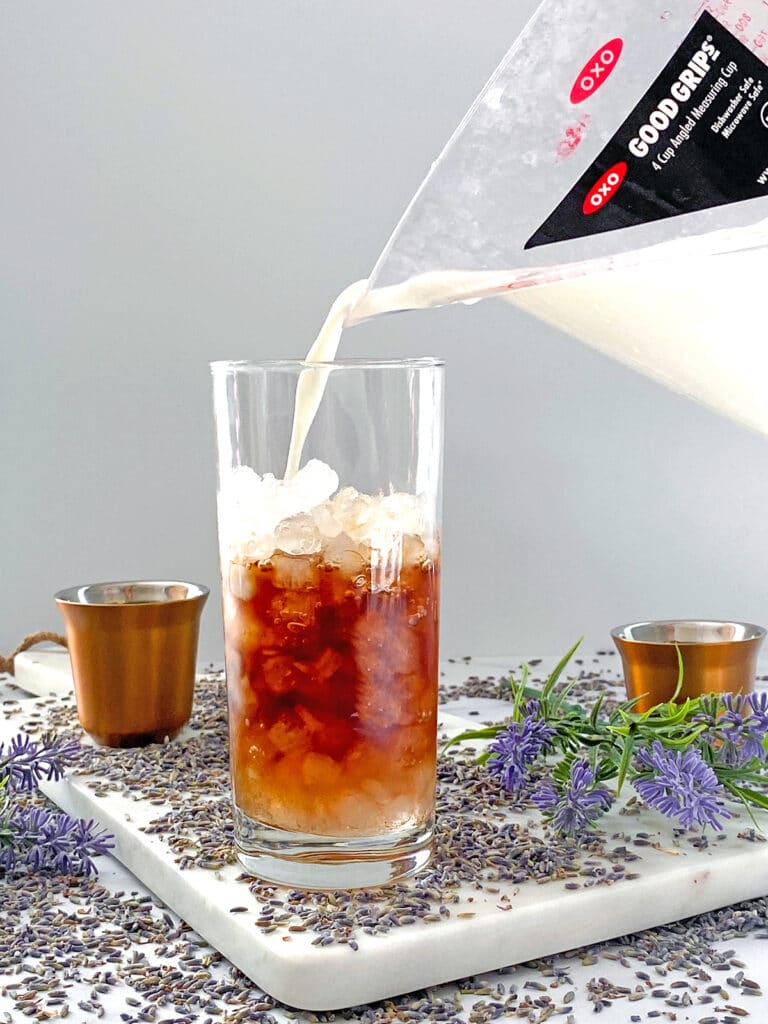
284,241 -> 768,478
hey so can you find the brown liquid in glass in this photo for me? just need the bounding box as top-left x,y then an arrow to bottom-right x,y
224,547 -> 439,837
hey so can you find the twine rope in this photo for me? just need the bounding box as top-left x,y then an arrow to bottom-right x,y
0,633 -> 68,675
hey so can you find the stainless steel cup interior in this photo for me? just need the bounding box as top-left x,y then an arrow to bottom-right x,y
611,620 -> 766,644
55,581 -> 209,605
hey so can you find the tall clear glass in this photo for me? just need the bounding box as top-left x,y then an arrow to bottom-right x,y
211,358 -> 444,889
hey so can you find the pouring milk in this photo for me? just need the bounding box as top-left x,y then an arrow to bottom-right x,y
284,0 -> 768,474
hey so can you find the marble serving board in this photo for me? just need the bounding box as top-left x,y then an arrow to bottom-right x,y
4,675 -> 768,1011
14,644 -> 74,695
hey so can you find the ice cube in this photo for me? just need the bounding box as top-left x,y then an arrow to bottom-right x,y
271,550 -> 321,589
228,560 -> 259,601
346,505 -> 378,542
275,513 -> 321,556
356,673 -> 421,729
223,600 -> 271,658
261,654 -> 307,694
311,502 -> 343,539
294,705 -> 326,736
337,493 -> 398,548
221,465 -> 263,505
353,607 -> 420,672
238,535 -> 279,563
401,534 -> 427,569
229,684 -> 260,726
268,714 -> 311,756
270,594 -> 318,654
360,778 -> 420,829
329,792 -> 381,833
360,777 -> 390,804
302,752 -> 343,791
322,531 -> 368,577
379,492 -> 426,536
329,487 -> 374,537
386,720 -> 435,767
312,646 -> 345,684
322,531 -> 352,565
352,610 -> 424,728
287,459 -> 339,513
329,486 -> 361,518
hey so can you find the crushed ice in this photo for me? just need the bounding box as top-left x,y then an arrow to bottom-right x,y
218,459 -> 433,566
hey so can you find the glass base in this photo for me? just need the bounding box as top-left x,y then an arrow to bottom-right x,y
234,808 -> 434,889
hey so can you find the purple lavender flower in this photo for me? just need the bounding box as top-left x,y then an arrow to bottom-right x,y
487,711 -> 555,794
730,692 -> 768,762
633,740 -> 731,831
0,733 -> 81,793
747,691 -> 768,731
696,693 -> 768,766
718,694 -> 756,765
523,698 -> 543,719
532,759 -> 613,835
0,805 -> 113,876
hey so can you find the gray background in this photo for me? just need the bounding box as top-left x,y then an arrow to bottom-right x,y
3,1 -> 767,666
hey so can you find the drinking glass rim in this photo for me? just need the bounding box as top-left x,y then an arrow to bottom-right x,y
210,357 -> 445,373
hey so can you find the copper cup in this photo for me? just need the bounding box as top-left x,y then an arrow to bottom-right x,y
55,581 -> 209,747
611,620 -> 766,713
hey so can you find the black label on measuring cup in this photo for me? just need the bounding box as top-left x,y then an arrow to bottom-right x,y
525,11 -> 768,250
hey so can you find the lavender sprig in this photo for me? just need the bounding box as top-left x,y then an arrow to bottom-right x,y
486,708 -> 555,795
533,758 -> 613,835
0,806 -> 114,876
0,733 -> 81,792
0,731 -> 113,877
445,640 -> 768,837
634,740 -> 731,831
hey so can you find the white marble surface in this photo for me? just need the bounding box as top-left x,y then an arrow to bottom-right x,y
3,653 -> 768,1021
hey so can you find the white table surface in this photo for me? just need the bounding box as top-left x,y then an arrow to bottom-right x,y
3,652 -> 768,1023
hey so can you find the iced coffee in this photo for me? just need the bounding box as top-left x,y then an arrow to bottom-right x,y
223,478 -> 439,848
214,360 -> 448,888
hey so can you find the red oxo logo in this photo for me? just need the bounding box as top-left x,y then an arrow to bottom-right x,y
570,38 -> 623,104
582,162 -> 628,215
